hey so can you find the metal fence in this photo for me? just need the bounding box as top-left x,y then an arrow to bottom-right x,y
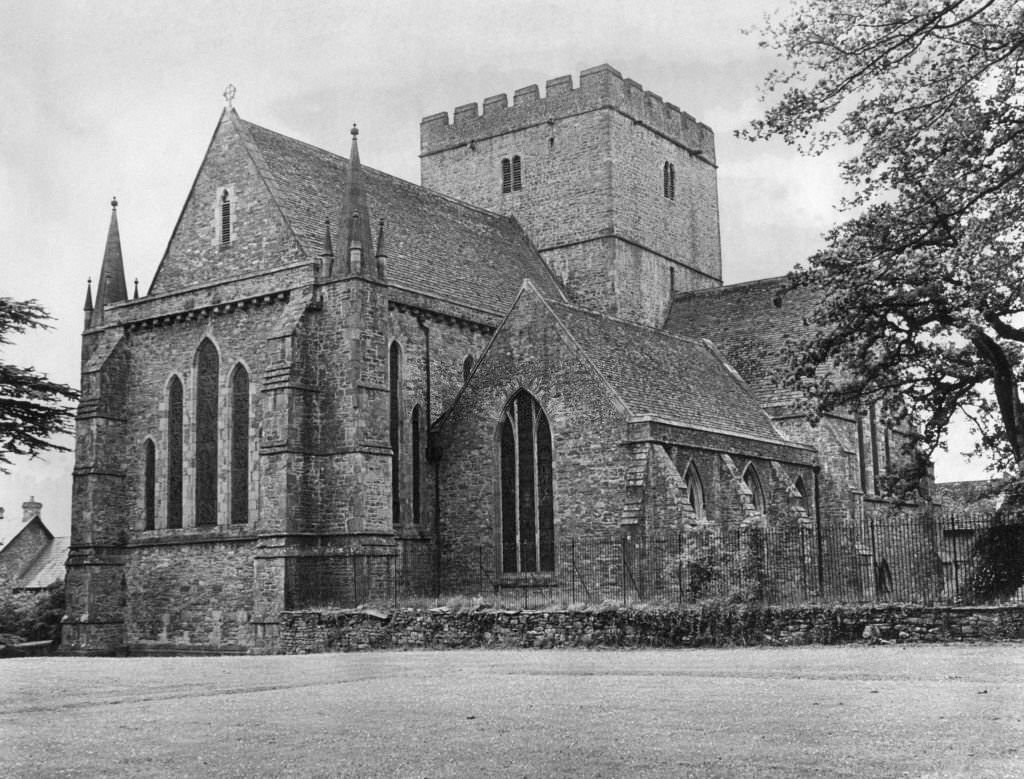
287,512 -> 1024,610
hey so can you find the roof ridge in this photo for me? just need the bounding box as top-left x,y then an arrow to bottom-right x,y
545,296 -> 724,352
672,275 -> 789,301
240,119 -> 536,227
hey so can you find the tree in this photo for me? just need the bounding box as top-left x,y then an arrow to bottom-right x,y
0,298 -> 79,472
746,0 -> 1024,478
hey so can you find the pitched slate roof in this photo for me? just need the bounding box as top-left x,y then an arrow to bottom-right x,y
240,120 -> 565,316
544,296 -> 788,443
664,278 -> 822,411
15,536 -> 69,590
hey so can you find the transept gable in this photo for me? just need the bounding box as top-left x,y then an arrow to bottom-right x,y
148,109 -> 310,295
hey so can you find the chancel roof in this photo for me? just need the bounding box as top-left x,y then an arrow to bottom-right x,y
543,296 -> 789,443
240,120 -> 565,315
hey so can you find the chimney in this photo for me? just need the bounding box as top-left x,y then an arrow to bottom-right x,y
22,497 -> 41,523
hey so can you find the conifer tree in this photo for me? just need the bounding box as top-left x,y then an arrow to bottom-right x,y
0,298 -> 78,472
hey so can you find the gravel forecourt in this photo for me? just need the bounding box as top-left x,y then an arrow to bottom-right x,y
2,644 -> 1023,777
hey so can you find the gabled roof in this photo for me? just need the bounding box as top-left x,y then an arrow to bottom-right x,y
14,536 -> 69,591
664,277 -> 822,411
541,292 -> 789,443
0,515 -> 53,553
240,120 -> 565,315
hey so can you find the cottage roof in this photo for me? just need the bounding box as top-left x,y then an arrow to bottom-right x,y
240,120 -> 565,315
664,277 -> 823,412
14,536 -> 69,591
543,294 -> 789,443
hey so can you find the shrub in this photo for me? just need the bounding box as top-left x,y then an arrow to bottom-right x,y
0,584 -> 65,643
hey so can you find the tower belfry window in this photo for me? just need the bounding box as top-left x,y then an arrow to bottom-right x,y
501,156 -> 523,193
663,161 -> 676,199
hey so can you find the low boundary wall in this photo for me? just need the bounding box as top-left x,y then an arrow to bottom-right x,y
279,604 -> 1024,653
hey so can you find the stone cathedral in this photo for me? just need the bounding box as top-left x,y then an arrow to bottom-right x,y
64,65 -> 923,654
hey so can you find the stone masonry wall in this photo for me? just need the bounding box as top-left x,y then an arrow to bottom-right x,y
149,112 -> 308,294
435,290 -> 634,589
420,65 -> 721,326
279,603 -> 1024,653
125,539 -> 257,651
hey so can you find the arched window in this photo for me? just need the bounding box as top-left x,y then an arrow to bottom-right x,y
411,404 -> 422,524
195,339 -> 219,526
663,161 -> 676,199
501,156 -> 523,193
463,354 -> 474,383
685,463 -> 705,522
144,439 -> 156,530
167,376 -> 183,529
389,342 -> 402,526
499,391 -> 554,574
743,464 -> 766,514
230,363 -> 250,525
220,189 -> 232,244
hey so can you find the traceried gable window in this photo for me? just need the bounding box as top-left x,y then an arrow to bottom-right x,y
499,391 -> 554,574
167,376 -> 183,529
230,363 -> 250,525
195,339 -> 219,526
501,155 -> 523,193
663,161 -> 676,199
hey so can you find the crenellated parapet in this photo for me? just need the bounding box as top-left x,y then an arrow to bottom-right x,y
421,64 -> 715,164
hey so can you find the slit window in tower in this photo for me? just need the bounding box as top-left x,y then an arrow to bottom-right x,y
501,158 -> 512,193
511,155 -> 522,190
663,161 -> 676,199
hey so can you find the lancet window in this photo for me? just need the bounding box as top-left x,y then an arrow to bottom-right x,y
167,376 -> 183,529
230,363 -> 250,525
195,339 -> 219,526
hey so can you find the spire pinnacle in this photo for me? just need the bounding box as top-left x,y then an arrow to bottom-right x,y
334,123 -> 376,278
375,219 -> 388,281
90,197 -> 129,327
133,278 -> 140,299
83,278 -> 93,329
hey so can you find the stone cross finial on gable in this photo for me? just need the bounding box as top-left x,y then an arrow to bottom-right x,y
223,84 -> 237,108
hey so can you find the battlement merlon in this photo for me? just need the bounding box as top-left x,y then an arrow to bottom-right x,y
420,64 -> 716,165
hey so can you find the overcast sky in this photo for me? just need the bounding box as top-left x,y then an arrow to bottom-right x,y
0,0 -> 993,535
